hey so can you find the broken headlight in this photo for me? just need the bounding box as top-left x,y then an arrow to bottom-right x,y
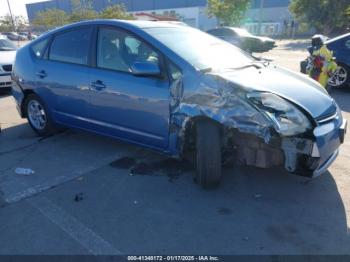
247,92 -> 312,136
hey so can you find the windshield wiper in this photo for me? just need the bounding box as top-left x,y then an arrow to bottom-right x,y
252,55 -> 271,66
229,63 -> 263,70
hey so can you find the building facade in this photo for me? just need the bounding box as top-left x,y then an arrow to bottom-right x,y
26,0 -> 293,34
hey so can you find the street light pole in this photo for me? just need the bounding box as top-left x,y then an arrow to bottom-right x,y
6,0 -> 16,31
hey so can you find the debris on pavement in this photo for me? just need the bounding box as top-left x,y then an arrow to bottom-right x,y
110,157 -> 193,183
74,193 -> 84,202
254,194 -> 262,199
14,168 -> 35,176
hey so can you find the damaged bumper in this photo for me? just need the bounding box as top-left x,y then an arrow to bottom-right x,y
229,112 -> 346,178
311,118 -> 347,178
283,116 -> 347,178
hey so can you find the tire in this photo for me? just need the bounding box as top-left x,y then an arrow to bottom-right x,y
326,84 -> 333,94
328,63 -> 350,89
194,120 -> 222,188
25,94 -> 56,137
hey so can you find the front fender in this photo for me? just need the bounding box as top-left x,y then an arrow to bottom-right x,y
168,73 -> 273,156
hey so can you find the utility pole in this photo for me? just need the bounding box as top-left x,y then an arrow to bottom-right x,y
6,0 -> 16,31
258,0 -> 264,36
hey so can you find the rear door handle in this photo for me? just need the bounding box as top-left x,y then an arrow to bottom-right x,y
91,80 -> 106,91
36,70 -> 47,79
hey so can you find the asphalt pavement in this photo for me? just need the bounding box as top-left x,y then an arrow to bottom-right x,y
0,40 -> 349,255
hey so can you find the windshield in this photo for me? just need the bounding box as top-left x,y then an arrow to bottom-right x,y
0,39 -> 17,51
145,26 -> 253,71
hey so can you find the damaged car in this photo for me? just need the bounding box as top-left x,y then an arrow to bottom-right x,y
12,20 -> 347,188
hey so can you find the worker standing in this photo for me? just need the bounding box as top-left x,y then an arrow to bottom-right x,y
307,35 -> 338,91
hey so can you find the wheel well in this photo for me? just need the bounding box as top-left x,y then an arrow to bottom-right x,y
21,90 -> 35,117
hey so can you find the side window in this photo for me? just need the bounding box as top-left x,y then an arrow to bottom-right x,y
97,27 -> 159,72
345,39 -> 350,49
49,27 -> 92,65
31,38 -> 49,58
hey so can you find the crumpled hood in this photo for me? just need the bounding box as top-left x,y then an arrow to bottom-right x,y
0,50 -> 16,65
212,65 -> 336,119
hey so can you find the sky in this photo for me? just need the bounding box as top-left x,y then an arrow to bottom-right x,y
0,0 -> 45,19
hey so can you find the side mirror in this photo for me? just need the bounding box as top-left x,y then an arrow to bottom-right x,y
131,62 -> 161,77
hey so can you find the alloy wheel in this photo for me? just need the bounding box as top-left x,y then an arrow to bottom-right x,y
27,100 -> 47,130
328,66 -> 348,87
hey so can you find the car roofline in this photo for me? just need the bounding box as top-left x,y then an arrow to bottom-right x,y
31,19 -> 182,43
326,32 -> 350,44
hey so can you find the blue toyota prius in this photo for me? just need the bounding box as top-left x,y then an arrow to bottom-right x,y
11,20 -> 347,188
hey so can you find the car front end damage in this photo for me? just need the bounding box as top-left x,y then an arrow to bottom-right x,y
170,71 -> 347,179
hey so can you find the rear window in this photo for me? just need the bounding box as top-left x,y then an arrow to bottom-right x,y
49,27 -> 92,65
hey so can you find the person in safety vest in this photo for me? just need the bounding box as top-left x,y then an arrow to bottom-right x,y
307,35 -> 338,89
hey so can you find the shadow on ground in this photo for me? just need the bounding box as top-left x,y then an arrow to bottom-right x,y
39,152 -> 349,254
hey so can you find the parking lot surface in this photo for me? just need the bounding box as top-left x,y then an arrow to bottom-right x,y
0,40 -> 350,255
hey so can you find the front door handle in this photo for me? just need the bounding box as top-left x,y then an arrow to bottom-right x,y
91,80 -> 106,91
36,70 -> 47,79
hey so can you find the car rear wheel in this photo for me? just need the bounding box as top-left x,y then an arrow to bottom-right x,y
328,64 -> 350,89
194,120 -> 222,189
25,94 -> 55,137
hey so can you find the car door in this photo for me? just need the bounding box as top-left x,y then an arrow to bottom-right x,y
34,26 -> 93,128
88,26 -> 170,150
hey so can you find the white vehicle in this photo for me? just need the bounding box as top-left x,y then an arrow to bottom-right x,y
0,36 -> 16,90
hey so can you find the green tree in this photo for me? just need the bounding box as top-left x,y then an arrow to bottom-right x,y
69,0 -> 98,23
32,8 -> 69,30
290,0 -> 349,35
346,5 -> 350,28
0,14 -> 28,32
99,4 -> 134,20
207,0 -> 251,26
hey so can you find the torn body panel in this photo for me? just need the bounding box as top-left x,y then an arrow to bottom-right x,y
168,71 -> 345,178
169,73 -> 274,153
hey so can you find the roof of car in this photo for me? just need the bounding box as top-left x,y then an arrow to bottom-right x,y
326,32 -> 350,44
62,19 -> 181,31
38,19 -> 182,39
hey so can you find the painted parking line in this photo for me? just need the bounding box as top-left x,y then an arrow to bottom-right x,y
28,196 -> 122,255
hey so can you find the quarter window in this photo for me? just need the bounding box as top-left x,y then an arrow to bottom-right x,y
169,63 -> 182,81
49,28 -> 92,65
31,38 -> 49,58
97,27 -> 159,72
